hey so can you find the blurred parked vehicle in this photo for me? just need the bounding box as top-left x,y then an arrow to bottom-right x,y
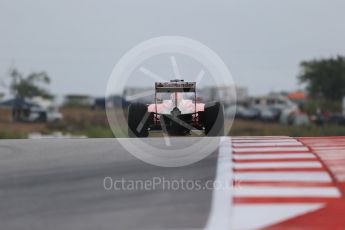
91,97 -> 106,110
28,106 -> 63,122
0,97 -> 62,123
241,107 -> 261,120
224,105 -> 237,118
261,107 -> 282,121
310,114 -> 325,126
292,112 -> 310,126
327,114 -> 345,126
225,105 -> 246,118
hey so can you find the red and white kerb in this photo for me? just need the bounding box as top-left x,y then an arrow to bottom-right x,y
230,136 -> 345,230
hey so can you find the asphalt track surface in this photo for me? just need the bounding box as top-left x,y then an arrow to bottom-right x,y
0,138 -> 219,230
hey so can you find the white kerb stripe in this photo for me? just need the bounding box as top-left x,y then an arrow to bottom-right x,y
232,136 -> 290,139
233,153 -> 316,160
233,147 -> 309,153
234,161 -> 322,169
233,139 -> 299,143
234,186 -> 341,198
234,172 -> 332,182
233,142 -> 303,147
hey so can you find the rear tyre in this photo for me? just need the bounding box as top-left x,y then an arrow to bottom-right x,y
128,103 -> 149,137
204,102 -> 224,136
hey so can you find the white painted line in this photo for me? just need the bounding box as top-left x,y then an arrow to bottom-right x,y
231,204 -> 325,230
234,161 -> 322,169
234,151 -> 312,155
233,139 -> 298,143
234,186 -> 341,198
233,142 -> 303,147
233,153 -> 316,160
232,136 -> 290,139
234,172 -> 332,182
233,146 -> 309,153
204,137 -> 232,230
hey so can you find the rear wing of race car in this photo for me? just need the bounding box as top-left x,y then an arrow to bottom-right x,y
154,80 -> 197,116
155,81 -> 196,92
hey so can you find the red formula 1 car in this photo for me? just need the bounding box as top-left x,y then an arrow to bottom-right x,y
127,79 -> 224,137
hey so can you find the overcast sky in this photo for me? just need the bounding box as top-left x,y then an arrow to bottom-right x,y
1,0 -> 345,98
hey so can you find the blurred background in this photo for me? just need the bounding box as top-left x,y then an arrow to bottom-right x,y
1,0 -> 345,139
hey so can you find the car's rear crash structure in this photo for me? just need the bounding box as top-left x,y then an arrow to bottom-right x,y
127,80 -> 224,137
